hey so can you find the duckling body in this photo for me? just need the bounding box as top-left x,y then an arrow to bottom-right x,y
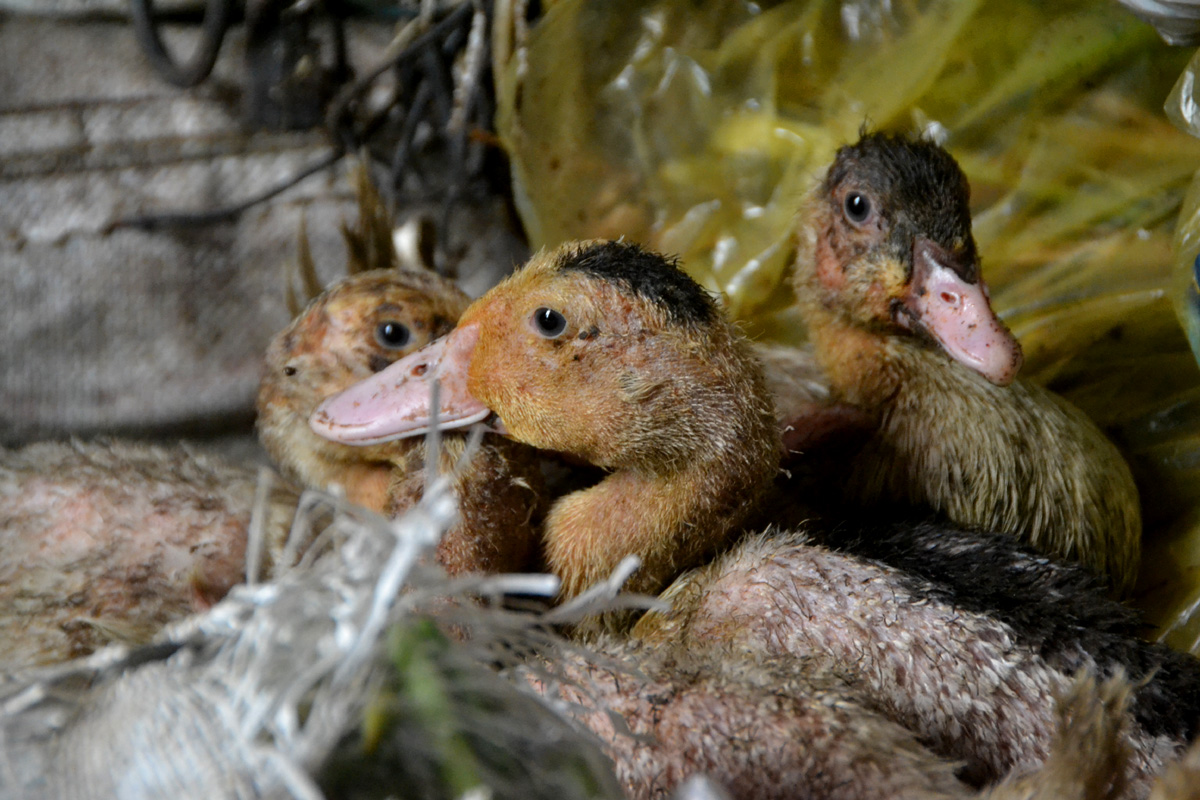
380,434 -> 543,576
838,345 -> 1139,589
258,267 -> 541,576
543,632 -> 1163,800
542,640 -> 970,800
791,133 -> 1141,593
634,523 -> 1194,792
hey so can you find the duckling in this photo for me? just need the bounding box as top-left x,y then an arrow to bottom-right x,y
258,266 -> 543,577
312,239 -> 1198,797
790,132 -> 1142,593
540,640 -> 1152,800
311,240 -> 780,598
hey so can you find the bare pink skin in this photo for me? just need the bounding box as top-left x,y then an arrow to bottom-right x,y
899,237 -> 1023,386
310,323 -> 489,445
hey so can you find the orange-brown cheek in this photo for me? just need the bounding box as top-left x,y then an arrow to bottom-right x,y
862,282 -> 893,321
465,319 -> 528,420
469,343 -> 543,440
814,229 -> 846,295
466,363 -> 502,419
468,336 -> 588,453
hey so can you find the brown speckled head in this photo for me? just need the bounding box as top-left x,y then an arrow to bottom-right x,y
257,268 -> 470,508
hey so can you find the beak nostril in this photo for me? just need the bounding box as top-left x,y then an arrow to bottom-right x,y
412,363 -> 429,377
940,291 -> 959,306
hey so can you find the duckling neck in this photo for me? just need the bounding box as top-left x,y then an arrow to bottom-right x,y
802,303 -> 905,413
545,445 -> 775,600
386,436 -> 542,577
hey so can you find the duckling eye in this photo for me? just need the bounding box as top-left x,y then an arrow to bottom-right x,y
375,321 -> 411,349
844,192 -> 872,225
531,307 -> 568,338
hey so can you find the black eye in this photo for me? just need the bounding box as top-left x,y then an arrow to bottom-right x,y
844,192 -> 872,224
375,321 -> 411,349
531,307 -> 568,338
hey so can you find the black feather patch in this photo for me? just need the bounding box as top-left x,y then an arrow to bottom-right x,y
557,241 -> 718,328
827,133 -> 978,279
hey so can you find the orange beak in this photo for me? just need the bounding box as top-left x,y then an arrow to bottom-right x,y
309,323 -> 491,445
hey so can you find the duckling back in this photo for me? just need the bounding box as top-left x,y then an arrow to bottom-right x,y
0,439 -> 298,668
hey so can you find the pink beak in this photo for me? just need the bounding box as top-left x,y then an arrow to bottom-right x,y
309,323 -> 491,445
898,238 -> 1023,386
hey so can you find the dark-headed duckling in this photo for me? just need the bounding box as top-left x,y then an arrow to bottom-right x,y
790,133 -> 1142,593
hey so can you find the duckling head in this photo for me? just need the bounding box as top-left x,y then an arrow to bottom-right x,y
795,133 -> 1023,386
257,268 -> 469,502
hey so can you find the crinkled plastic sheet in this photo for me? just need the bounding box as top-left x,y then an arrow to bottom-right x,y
1120,0 -> 1200,46
1169,51 -> 1200,365
496,0 -> 1200,647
